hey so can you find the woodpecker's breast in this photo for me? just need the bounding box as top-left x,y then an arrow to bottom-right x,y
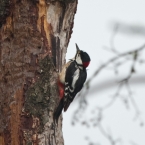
59,61 -> 72,84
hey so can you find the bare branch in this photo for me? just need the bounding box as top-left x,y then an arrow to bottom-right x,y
73,25 -> 145,145
98,124 -> 122,145
88,43 -> 145,85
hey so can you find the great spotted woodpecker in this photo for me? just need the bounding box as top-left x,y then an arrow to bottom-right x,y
54,44 -> 91,122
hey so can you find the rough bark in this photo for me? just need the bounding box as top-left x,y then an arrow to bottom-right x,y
0,0 -> 77,144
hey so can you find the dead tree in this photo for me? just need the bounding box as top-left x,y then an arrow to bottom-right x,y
0,0 -> 77,144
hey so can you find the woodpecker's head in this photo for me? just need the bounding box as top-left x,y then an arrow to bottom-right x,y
75,43 -> 91,68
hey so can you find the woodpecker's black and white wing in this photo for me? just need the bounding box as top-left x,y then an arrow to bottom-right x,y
63,61 -> 87,111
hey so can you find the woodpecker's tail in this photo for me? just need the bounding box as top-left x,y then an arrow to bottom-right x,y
64,100 -> 71,112
53,99 -> 64,123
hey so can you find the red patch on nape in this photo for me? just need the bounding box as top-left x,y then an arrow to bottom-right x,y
58,79 -> 64,99
83,62 -> 90,68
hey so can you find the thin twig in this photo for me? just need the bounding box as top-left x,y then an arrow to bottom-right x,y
87,43 -> 145,86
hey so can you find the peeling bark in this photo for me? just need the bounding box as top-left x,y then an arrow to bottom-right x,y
0,0 -> 77,144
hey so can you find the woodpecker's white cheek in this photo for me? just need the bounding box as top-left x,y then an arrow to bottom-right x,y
76,55 -> 82,65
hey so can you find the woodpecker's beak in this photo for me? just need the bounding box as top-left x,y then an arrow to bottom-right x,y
75,43 -> 80,52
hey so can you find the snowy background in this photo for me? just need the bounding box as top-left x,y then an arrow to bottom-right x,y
63,1 -> 145,145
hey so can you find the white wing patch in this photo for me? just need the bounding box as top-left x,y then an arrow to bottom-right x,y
64,69 -> 80,96
72,68 -> 80,89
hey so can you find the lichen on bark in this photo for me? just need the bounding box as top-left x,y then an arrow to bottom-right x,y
24,56 -> 58,133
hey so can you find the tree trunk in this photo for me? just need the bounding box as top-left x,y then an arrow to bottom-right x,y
0,0 -> 77,144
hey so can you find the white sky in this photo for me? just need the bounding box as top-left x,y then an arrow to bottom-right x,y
63,1 -> 145,145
